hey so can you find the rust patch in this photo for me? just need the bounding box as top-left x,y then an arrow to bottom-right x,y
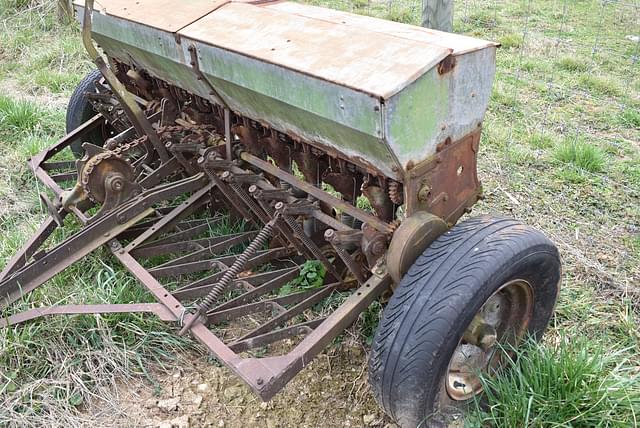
404,128 -> 482,224
437,55 -> 457,75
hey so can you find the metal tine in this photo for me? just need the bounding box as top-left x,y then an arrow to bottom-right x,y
152,231 -> 257,269
40,160 -> 76,171
170,248 -> 292,299
149,247 -> 287,278
232,282 -> 343,343
124,182 -> 214,253
207,287 -> 322,324
120,218 -> 214,243
117,207 -> 209,239
210,266 -> 300,312
131,224 -> 231,257
142,216 -> 222,238
51,172 -> 77,183
207,173 -> 260,227
229,318 -> 326,353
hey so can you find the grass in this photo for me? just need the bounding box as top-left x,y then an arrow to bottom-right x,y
555,138 -> 606,172
0,95 -> 45,134
0,0 -> 639,426
468,337 -> 640,427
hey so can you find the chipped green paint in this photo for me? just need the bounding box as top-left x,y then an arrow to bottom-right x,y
90,15 -> 399,174
385,69 -> 450,169
83,9 -> 487,179
207,73 -> 396,166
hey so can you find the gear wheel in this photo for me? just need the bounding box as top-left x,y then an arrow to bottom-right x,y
76,137 -> 144,203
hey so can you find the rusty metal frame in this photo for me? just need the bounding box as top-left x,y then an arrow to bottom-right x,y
1,113 -> 391,401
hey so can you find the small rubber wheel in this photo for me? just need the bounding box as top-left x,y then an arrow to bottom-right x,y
368,216 -> 561,427
66,69 -> 109,157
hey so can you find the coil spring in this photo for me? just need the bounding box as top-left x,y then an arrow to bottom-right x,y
388,180 -> 403,205
332,243 -> 365,285
230,182 -> 266,222
196,218 -> 277,314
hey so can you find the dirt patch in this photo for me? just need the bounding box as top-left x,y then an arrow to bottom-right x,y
0,78 -> 69,109
98,345 -> 396,428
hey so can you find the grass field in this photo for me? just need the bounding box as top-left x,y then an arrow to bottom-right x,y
1,0 -> 639,427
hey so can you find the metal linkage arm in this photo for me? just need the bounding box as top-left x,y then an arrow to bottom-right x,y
0,173 -> 209,309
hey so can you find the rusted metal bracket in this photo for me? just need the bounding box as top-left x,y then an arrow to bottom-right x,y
403,127 -> 482,223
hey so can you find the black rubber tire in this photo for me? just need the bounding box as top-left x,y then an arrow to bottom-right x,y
66,69 -> 105,157
368,216 -> 561,428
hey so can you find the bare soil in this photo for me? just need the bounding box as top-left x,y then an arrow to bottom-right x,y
98,345 -> 396,428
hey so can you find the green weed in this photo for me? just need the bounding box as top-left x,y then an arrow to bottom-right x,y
618,109 -> 640,129
498,33 -> 523,49
555,139 -> 605,172
279,260 -> 326,296
556,56 -> 589,73
578,74 -> 622,97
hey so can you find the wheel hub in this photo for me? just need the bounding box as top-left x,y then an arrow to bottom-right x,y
445,279 -> 534,401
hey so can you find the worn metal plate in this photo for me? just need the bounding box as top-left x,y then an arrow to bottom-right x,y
74,0 -> 227,32
179,2 -> 451,99
263,2 -> 499,56
75,0 -> 496,178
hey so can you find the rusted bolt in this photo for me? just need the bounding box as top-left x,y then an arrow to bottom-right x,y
418,184 -> 431,202
324,229 -> 335,241
371,241 -> 386,256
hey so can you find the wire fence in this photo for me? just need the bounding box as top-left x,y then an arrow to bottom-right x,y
304,0 -> 640,183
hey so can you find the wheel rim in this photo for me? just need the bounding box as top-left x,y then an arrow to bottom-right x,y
445,279 -> 534,401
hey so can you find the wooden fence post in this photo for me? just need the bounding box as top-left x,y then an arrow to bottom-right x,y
57,0 -> 73,23
421,0 -> 453,32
